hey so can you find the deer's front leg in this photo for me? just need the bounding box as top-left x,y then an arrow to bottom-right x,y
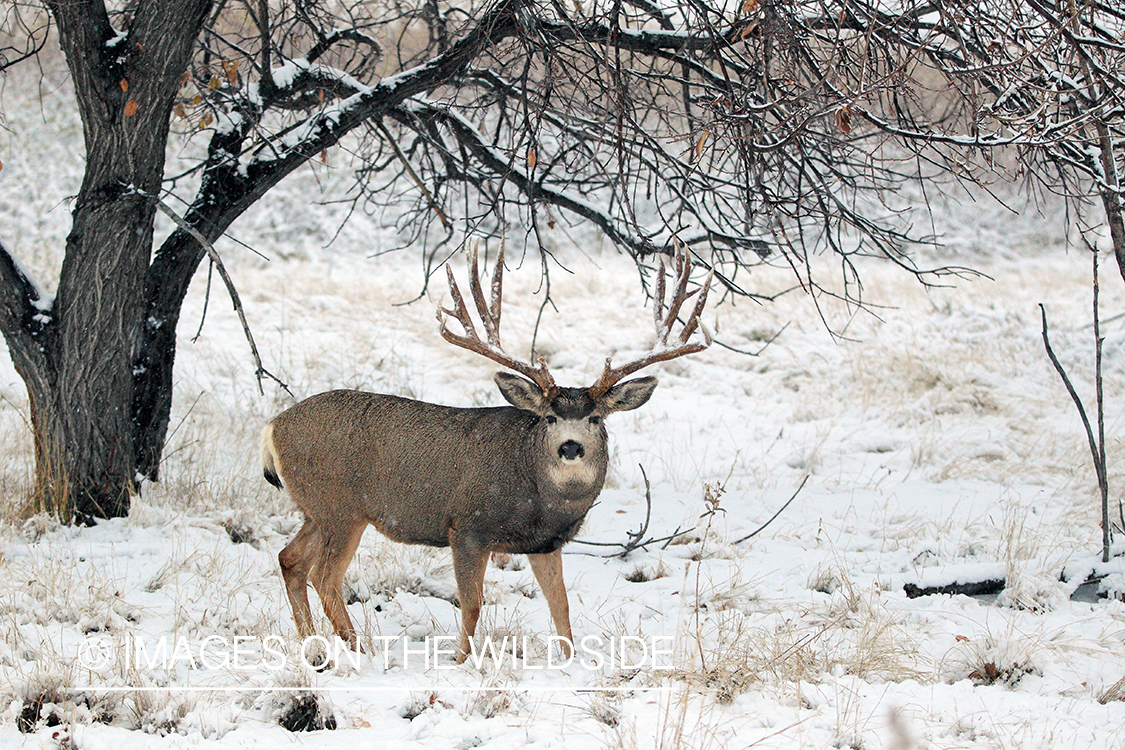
528,548 -> 573,658
450,536 -> 490,663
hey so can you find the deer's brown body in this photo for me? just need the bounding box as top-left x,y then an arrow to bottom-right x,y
264,244 -> 710,662
265,389 -> 604,555
263,379 -> 653,661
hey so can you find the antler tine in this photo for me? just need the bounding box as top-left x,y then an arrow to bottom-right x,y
490,240 -> 505,336
466,240 -> 503,349
441,264 -> 479,342
658,244 -> 696,346
588,243 -> 712,399
438,243 -> 557,397
677,268 -> 714,346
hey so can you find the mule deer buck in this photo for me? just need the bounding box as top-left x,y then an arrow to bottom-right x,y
261,245 -> 712,662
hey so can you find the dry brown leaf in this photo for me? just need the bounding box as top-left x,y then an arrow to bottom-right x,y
120,79 -> 129,92
695,131 -> 709,158
124,99 -> 138,117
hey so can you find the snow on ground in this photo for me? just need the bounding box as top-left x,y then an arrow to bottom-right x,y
0,243 -> 1122,749
2,64 -> 1125,750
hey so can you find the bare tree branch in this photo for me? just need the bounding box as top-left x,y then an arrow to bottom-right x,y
135,188 -> 291,397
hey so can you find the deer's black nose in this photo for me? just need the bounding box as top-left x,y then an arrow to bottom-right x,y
558,440 -> 585,460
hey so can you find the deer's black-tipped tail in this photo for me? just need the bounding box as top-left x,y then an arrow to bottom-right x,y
260,423 -> 284,489
264,466 -> 283,489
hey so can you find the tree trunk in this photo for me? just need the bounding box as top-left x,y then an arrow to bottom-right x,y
1,191 -> 153,522
0,0 -> 214,521
43,192 -> 155,521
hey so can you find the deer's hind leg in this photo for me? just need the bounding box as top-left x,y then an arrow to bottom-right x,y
309,519 -> 368,650
279,519 -> 321,639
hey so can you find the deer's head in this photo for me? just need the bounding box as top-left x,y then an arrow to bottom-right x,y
439,241 -> 712,497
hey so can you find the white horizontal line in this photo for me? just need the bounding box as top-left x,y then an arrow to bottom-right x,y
68,685 -> 676,693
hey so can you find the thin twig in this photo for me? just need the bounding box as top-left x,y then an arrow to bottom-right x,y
192,259 -> 214,343
573,466 -> 697,557
713,321 -> 790,357
627,464 -> 654,551
1039,304 -> 1100,479
529,252 -> 554,363
1090,309 -> 1125,327
571,528 -> 693,557
1092,246 -> 1111,559
159,390 -> 207,463
374,119 -> 451,230
133,186 -> 291,396
732,474 -> 808,545
1040,298 -> 1109,561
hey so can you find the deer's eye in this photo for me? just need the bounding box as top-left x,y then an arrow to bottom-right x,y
589,416 -> 601,425
546,415 -> 558,424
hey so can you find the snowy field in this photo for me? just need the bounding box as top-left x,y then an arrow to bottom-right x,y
2,64 -> 1125,750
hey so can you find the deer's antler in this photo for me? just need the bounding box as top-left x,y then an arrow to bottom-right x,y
438,241 -> 558,397
587,243 -> 712,399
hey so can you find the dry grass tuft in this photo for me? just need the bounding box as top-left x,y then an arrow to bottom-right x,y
1099,674 -> 1125,704
14,678 -> 116,734
940,631 -> 1043,687
994,503 -> 1071,612
582,691 -> 624,727
124,688 -> 198,736
624,561 -> 669,583
345,541 -> 454,605
463,671 -> 520,719
672,568 -> 927,704
397,691 -> 453,720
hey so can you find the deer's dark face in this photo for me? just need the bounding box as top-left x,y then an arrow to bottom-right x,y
495,373 -> 658,498
542,387 -> 604,475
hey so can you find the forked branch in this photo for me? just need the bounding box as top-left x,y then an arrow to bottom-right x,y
588,244 -> 713,398
134,187 -> 291,396
438,242 -> 557,396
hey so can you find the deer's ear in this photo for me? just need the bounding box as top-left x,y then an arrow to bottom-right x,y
495,372 -> 549,413
600,376 -> 658,413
